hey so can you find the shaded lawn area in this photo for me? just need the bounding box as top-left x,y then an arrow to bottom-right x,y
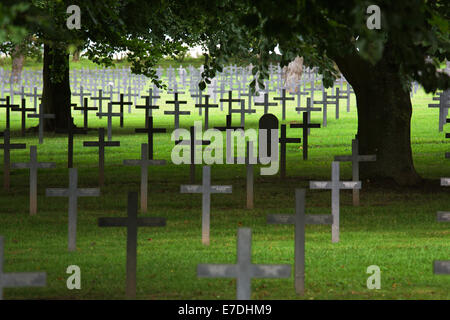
0,84 -> 449,299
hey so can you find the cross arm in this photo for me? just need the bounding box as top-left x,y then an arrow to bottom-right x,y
2,272 -> 47,287
437,211 -> 450,222
340,181 -> 361,189
98,217 -> 127,227
251,265 -> 291,278
77,188 -> 101,197
197,264 -> 237,278
334,155 -> 352,162
306,214 -> 333,225
358,155 -> 376,162
267,214 -> 295,224
309,181 -> 332,189
434,261 -> 450,274
211,185 -> 233,193
46,188 -> 69,197
180,185 -> 203,193
11,162 -> 31,169
137,217 -> 166,227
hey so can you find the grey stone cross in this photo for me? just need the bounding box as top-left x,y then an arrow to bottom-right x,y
0,236 -> 46,300
91,89 -> 110,119
254,93 -> 278,115
267,189 -> 332,294
12,146 -> 56,215
313,90 -> 331,127
434,178 -> 450,275
234,141 -> 257,209
123,143 -> 166,213
195,95 -> 218,130
46,168 -> 100,251
309,161 -> 361,243
231,99 -> 256,127
334,138 -> 376,206
72,86 -> 91,114
96,102 -> 122,141
197,228 -> 291,300
428,90 -> 450,132
164,92 -> 190,131
180,166 -> 232,245
273,88 -> 295,121
27,102 -> 55,144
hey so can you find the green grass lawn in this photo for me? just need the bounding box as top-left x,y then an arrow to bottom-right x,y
0,75 -> 449,300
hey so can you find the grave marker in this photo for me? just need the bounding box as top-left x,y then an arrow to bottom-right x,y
176,126 -> 211,183
0,129 -> 26,190
98,192 -> 166,298
234,141 -> 257,209
46,168 -> 100,251
135,116 -> 166,160
290,110 -> 321,160
83,128 -> 120,186
434,178 -> 450,275
180,166 -> 232,245
313,90 -> 330,127
67,116 -> 87,168
295,97 -> 321,137
91,89 -> 110,119
141,88 -> 160,117
111,94 -> 132,128
334,138 -> 376,206
0,236 -> 46,300
0,96 -> 19,130
267,189 -> 332,294
214,114 -> 244,164
279,124 -> 301,179
220,91 -> 241,115
231,99 -> 255,128
164,92 -> 190,131
197,228 -> 291,300
123,143 -> 166,212
274,89 -> 295,121
258,114 -> 279,158
11,146 -> 56,215
195,95 -> 218,130
74,97 -> 98,130
12,98 -> 36,136
254,93 -> 277,115
27,103 -> 55,144
309,161 -> 361,243
96,102 -> 122,141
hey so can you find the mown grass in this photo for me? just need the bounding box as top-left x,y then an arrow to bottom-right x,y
0,72 -> 449,300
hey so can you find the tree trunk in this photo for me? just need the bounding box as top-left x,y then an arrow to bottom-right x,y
332,47 -> 422,186
10,44 -> 25,84
42,43 -> 72,131
72,49 -> 80,62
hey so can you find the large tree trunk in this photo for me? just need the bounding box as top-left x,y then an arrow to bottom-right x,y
332,46 -> 422,186
10,44 -> 25,84
42,43 -> 72,131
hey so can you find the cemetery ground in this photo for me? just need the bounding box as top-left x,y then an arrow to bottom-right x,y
0,85 -> 449,300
